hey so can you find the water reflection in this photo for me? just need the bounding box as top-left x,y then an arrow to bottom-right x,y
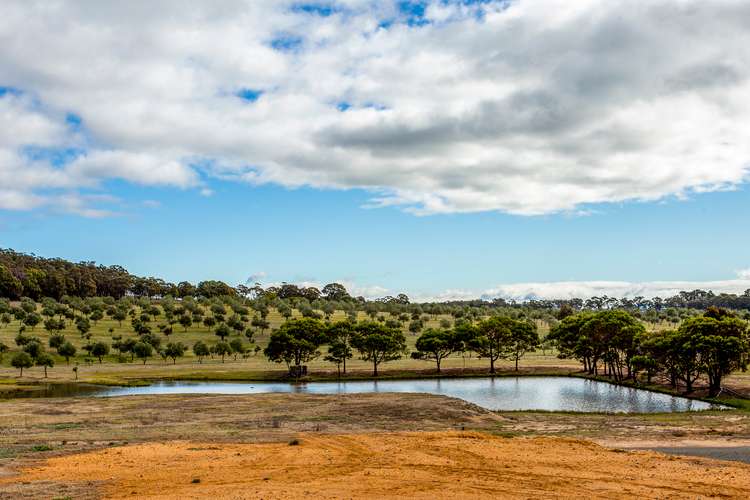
17,376 -> 725,413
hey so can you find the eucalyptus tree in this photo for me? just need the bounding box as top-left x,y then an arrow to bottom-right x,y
193,340 -> 210,363
164,342 -> 186,364
470,317 -> 515,374
412,328 -> 461,373
264,318 -> 326,374
326,320 -> 356,374
351,321 -> 407,377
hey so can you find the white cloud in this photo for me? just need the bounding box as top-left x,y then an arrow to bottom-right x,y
413,279 -> 750,302
1,1 -> 750,215
736,269 -> 750,280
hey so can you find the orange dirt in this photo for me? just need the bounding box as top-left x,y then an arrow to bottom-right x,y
5,431 -> 750,499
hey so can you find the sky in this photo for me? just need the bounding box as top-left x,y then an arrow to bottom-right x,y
2,0 -> 750,301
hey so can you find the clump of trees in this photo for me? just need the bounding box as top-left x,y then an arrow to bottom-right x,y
549,307 -> 749,396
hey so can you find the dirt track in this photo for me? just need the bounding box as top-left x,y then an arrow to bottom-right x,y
4,431 -> 750,499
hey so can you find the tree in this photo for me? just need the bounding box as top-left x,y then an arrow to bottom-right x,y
133,341 -> 153,364
0,342 -> 8,362
91,342 -> 110,363
193,341 -> 210,363
213,341 -> 232,363
677,313 -> 748,395
76,316 -> 91,337
215,323 -> 231,341
24,312 -> 41,330
321,283 -> 350,301
12,351 -> 33,376
49,332 -> 66,349
408,319 -> 423,336
36,352 -> 54,378
413,328 -> 460,373
548,313 -> 596,373
251,315 -> 270,335
507,320 -> 539,371
203,316 -> 216,331
44,318 -> 65,336
351,322 -> 407,376
164,342 -> 186,364
90,309 -> 104,324
229,338 -> 245,360
325,340 -> 352,377
179,314 -> 192,332
113,310 -> 127,326
23,340 -> 44,360
0,264 -> 23,299
264,318 -> 326,374
57,341 -> 77,364
470,317 -> 514,374
326,320 -> 355,374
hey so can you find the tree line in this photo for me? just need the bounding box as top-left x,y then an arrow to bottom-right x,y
5,249 -> 750,319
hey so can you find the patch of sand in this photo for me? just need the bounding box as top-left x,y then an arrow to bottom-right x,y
5,432 -> 750,499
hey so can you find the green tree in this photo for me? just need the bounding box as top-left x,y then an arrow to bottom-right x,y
35,352 -> 55,378
57,341 -> 77,364
91,342 -> 110,363
24,312 -> 41,330
179,314 -> 193,332
0,342 -> 8,362
326,320 -> 355,374
325,340 -> 352,377
193,340 -> 210,363
76,316 -> 91,337
677,312 -> 748,395
12,351 -> 33,376
264,318 -> 327,373
507,320 -> 540,371
215,323 -> 231,341
164,342 -> 186,364
229,338 -> 245,360
23,340 -> 44,359
413,328 -> 460,373
48,332 -> 66,350
351,322 -> 407,376
133,341 -> 153,364
213,341 -> 232,363
470,317 -> 514,374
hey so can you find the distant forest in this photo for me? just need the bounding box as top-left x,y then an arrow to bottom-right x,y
2,248 -> 750,312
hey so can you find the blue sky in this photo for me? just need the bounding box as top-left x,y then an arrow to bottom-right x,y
3,180 -> 750,300
2,0 -> 750,300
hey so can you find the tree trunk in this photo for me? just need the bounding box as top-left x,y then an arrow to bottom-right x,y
490,357 -> 495,374
514,356 -> 519,371
373,360 -> 378,377
343,356 -> 346,375
436,358 -> 441,374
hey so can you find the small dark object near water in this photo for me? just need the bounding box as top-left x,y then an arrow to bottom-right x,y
289,439 -> 300,446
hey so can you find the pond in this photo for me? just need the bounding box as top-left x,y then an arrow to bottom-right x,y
13,376 -> 725,413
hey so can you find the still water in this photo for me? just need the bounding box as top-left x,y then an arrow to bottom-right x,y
23,376 -> 723,413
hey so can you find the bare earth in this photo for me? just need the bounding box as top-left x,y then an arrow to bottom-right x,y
2,393 -> 750,498
4,431 -> 750,499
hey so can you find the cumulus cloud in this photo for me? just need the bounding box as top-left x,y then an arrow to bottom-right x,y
2,0 -> 750,215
